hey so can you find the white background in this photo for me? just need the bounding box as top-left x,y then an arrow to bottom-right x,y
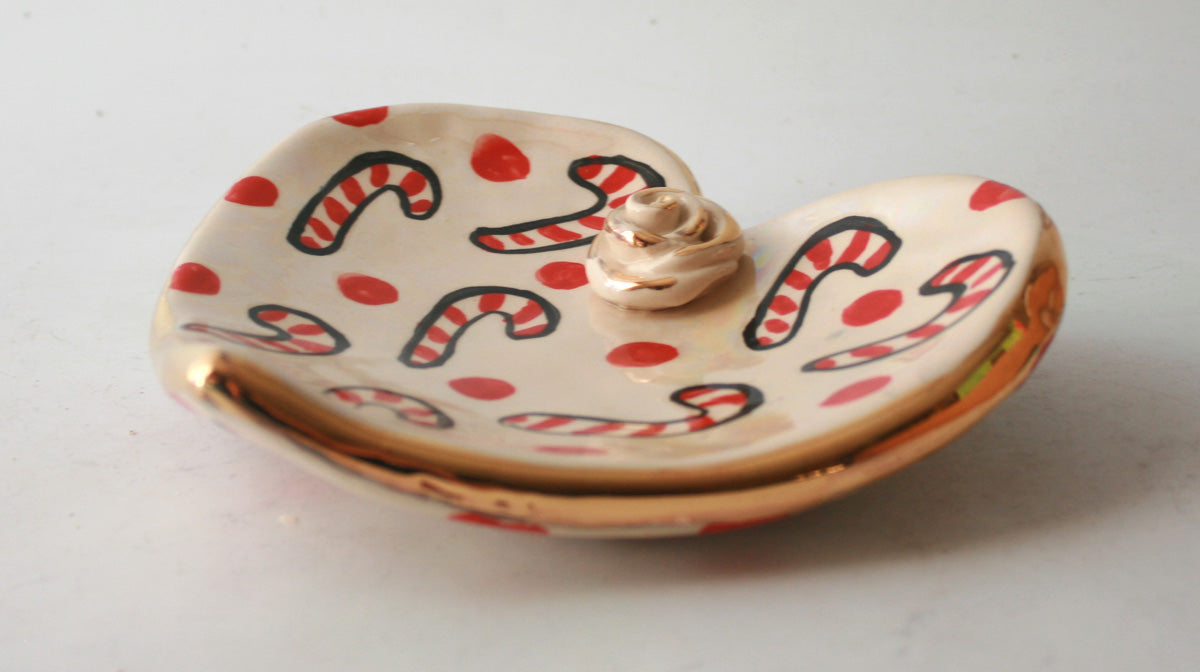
3,1 -> 1198,670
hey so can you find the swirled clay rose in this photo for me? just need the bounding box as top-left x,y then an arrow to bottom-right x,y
585,188 -> 745,309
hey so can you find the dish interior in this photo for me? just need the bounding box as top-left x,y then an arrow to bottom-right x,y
156,104 -> 1048,488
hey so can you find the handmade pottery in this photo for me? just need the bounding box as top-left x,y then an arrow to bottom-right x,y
152,104 -> 1065,537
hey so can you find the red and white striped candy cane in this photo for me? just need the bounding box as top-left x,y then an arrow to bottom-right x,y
399,286 -> 561,368
803,250 -> 1014,371
183,304 -> 349,355
326,386 -> 453,429
287,151 -> 440,255
469,155 -> 665,253
745,216 -> 901,350
501,384 -> 763,437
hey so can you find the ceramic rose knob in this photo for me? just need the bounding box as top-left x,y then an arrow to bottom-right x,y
153,104 -> 1065,537
586,187 -> 745,309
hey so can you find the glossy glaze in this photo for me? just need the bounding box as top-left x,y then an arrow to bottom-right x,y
153,104 -> 1065,536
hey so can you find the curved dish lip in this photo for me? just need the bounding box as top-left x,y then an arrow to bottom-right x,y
152,213 -> 1065,520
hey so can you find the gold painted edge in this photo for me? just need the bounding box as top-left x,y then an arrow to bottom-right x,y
153,207 -> 1065,517
315,216 -> 1066,530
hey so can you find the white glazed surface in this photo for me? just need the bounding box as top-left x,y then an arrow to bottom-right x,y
156,104 -> 1045,478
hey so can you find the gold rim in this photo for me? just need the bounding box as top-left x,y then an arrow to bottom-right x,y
155,214 -> 1065,528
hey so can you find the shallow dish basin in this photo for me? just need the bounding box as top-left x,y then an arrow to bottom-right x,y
153,104 -> 1065,537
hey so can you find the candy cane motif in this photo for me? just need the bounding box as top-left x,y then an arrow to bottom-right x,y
803,251 -> 1015,371
469,155 -> 666,253
745,217 -> 901,350
287,151 -> 441,255
399,286 -> 561,368
325,386 -> 453,429
501,384 -> 763,437
183,304 -> 349,355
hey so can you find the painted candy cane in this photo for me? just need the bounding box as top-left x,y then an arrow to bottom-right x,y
803,250 -> 1014,371
501,384 -> 763,437
183,304 -> 349,355
287,151 -> 441,255
469,155 -> 665,253
326,386 -> 453,429
399,286 -> 561,368
744,216 -> 901,350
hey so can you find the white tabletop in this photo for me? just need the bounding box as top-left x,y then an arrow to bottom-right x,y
3,2 -> 1198,670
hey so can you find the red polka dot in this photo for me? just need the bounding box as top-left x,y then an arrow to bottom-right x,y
332,106 -> 389,127
969,180 -> 1026,211
842,289 -> 903,326
811,358 -> 836,370
338,273 -> 398,305
224,176 -> 278,207
606,342 -> 679,367
471,134 -> 531,182
536,261 -> 589,290
449,377 -> 516,400
821,376 -> 891,407
169,262 -> 220,295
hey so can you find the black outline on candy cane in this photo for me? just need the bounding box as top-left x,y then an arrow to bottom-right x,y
286,151 -> 442,256
743,216 -> 902,351
499,383 -> 764,437
399,286 -> 561,369
801,250 -> 1015,371
183,304 -> 350,356
468,155 -> 666,254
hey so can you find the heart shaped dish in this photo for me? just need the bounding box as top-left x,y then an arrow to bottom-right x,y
153,104 -> 1065,537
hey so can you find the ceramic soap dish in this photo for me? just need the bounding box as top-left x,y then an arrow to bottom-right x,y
152,104 -> 1065,537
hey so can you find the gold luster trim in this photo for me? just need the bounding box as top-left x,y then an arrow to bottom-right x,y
154,211 -> 1066,531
